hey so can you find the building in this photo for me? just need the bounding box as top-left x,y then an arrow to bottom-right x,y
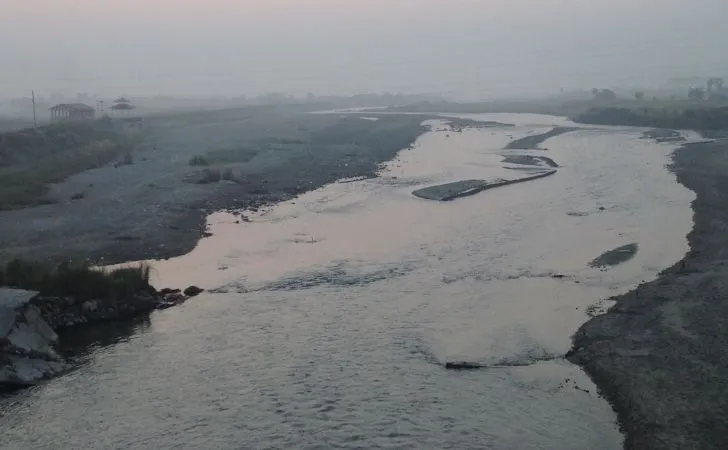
49,103 -> 96,121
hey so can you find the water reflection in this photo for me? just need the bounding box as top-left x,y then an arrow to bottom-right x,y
57,315 -> 153,360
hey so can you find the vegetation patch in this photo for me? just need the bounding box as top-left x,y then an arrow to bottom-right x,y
197,168 -> 222,184
0,258 -> 154,301
0,121 -> 134,210
189,155 -> 210,166
203,147 -> 258,164
573,106 -> 728,131
195,167 -> 238,184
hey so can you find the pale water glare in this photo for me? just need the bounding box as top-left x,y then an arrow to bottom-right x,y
0,114 -> 695,449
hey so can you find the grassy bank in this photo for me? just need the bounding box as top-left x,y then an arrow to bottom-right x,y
0,259 -> 153,300
0,119 -> 135,210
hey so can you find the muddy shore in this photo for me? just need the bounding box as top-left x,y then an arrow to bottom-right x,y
568,139 -> 728,449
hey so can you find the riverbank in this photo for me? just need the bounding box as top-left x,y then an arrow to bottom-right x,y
572,106 -> 728,132
568,138 -> 728,449
0,108 -> 439,266
0,261 -> 206,389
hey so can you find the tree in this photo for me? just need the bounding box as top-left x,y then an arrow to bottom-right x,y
635,91 -> 645,101
591,88 -> 617,101
688,87 -> 706,101
707,77 -> 724,93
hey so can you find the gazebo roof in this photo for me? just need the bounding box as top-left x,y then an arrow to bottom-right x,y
111,103 -> 135,110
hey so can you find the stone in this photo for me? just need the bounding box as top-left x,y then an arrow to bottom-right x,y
445,362 -> 484,370
163,293 -> 186,304
82,300 -> 99,312
159,288 -> 181,296
183,286 -> 204,297
1,290 -> 67,388
0,288 -> 39,310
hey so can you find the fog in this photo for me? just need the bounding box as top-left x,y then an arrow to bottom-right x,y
2,0 -> 727,99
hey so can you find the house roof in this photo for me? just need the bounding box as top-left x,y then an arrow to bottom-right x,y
49,103 -> 95,112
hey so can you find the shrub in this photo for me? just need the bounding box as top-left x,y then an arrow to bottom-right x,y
221,168 -> 236,181
189,155 -> 210,166
0,259 -> 154,300
198,168 -> 221,184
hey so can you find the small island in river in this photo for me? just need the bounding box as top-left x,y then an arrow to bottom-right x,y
412,170 -> 556,202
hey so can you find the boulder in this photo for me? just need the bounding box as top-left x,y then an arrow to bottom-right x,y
183,286 -> 204,297
163,292 -> 187,304
159,288 -> 181,296
82,300 -> 99,312
1,289 -> 68,388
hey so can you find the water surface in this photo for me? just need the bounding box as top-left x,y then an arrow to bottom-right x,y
0,114 -> 696,449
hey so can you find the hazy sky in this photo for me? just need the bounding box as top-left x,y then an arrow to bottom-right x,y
2,0 -> 727,99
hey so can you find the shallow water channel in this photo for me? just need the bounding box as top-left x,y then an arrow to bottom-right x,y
0,113 -> 696,449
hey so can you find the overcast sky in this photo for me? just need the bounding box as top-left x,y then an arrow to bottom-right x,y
2,0 -> 727,99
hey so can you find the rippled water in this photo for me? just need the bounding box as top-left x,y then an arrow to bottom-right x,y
0,114 -> 696,449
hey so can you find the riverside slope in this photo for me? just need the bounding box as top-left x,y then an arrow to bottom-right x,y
568,139 -> 728,450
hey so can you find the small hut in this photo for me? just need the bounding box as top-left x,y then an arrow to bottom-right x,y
50,103 -> 96,121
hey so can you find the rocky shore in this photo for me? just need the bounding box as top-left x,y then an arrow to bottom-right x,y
1,285 -> 202,389
568,139 -> 728,449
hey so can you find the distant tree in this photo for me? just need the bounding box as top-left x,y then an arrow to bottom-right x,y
592,88 -> 617,101
688,87 -> 706,101
707,77 -> 724,93
634,91 -> 645,101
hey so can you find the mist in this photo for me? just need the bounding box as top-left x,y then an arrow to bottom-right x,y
2,0 -> 727,99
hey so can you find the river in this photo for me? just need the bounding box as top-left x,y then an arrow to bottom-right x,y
0,113 -> 696,449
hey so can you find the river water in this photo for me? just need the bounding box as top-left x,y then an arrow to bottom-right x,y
0,114 -> 696,449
